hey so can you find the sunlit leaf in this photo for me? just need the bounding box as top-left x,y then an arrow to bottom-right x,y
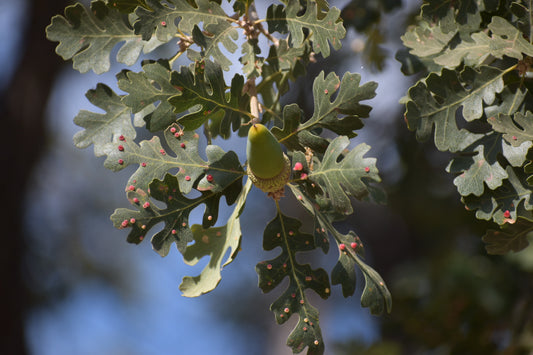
405,66 -> 507,152
179,179 -> 252,297
46,1 -> 160,74
256,209 -> 330,355
267,0 -> 345,58
463,166 -> 533,224
110,174 -> 219,255
168,60 -> 250,137
118,60 -> 180,132
274,71 -> 376,153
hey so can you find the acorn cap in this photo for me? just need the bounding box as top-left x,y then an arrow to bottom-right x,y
247,153 -> 290,198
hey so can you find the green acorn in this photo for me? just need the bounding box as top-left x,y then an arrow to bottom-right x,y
246,123 -> 290,197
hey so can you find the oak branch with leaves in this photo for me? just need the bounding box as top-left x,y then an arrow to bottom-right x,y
46,0 -> 391,354
399,0 -> 533,255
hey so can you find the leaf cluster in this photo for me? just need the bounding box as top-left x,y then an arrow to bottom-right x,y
47,1 -> 391,354
400,0 -> 533,254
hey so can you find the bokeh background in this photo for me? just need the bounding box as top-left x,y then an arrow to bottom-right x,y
3,0 -> 533,354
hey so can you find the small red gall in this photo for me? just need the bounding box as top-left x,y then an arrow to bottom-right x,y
133,197 -> 139,204
288,230 -> 294,236
161,21 -> 166,26
141,162 -> 147,167
128,185 -> 135,191
185,175 -> 191,181
118,159 -> 124,165
297,195 -> 303,200
512,136 -> 518,140
170,127 -> 176,133
118,145 -> 124,151
314,340 -> 319,346
174,132 -> 180,138
143,202 -> 150,209
291,293 -> 296,298
121,220 -> 129,227
160,149 -> 166,155
300,173 -> 308,180
206,174 -> 214,182
207,215 -> 213,221
305,276 -> 312,282
303,327 -> 308,331
119,135 -> 125,141
139,236 -> 144,241
180,143 -> 186,149
293,162 -> 303,171
171,229 -> 177,235
129,218 -> 136,224
267,264 -> 272,270
339,243 -> 346,251
364,167 -> 370,173
351,242 -> 358,249
324,89 -> 328,94
504,210 -> 511,218
300,300 -> 304,305
284,308 -> 290,313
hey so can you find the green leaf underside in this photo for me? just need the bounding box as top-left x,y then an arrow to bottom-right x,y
256,209 -> 330,355
463,166 -> 533,225
134,0 -> 228,42
168,60 -> 250,137
287,184 -> 392,315
447,133 -> 531,197
268,0 -> 345,58
110,166 -> 242,256
76,86 -> 245,193
405,66 -> 507,152
260,39 -> 310,99
74,86 -> 245,201
189,23 -> 239,71
490,111 -> 533,148
435,17 -> 533,68
46,1 -> 161,74
274,71 -> 376,153
118,60 -> 180,132
179,179 -> 252,297
73,84 -> 136,156
309,137 -> 381,216
134,0 -> 240,70
241,39 -> 264,79
403,16 -> 533,70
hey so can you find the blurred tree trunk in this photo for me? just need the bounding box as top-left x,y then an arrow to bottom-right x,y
0,0 -> 70,353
